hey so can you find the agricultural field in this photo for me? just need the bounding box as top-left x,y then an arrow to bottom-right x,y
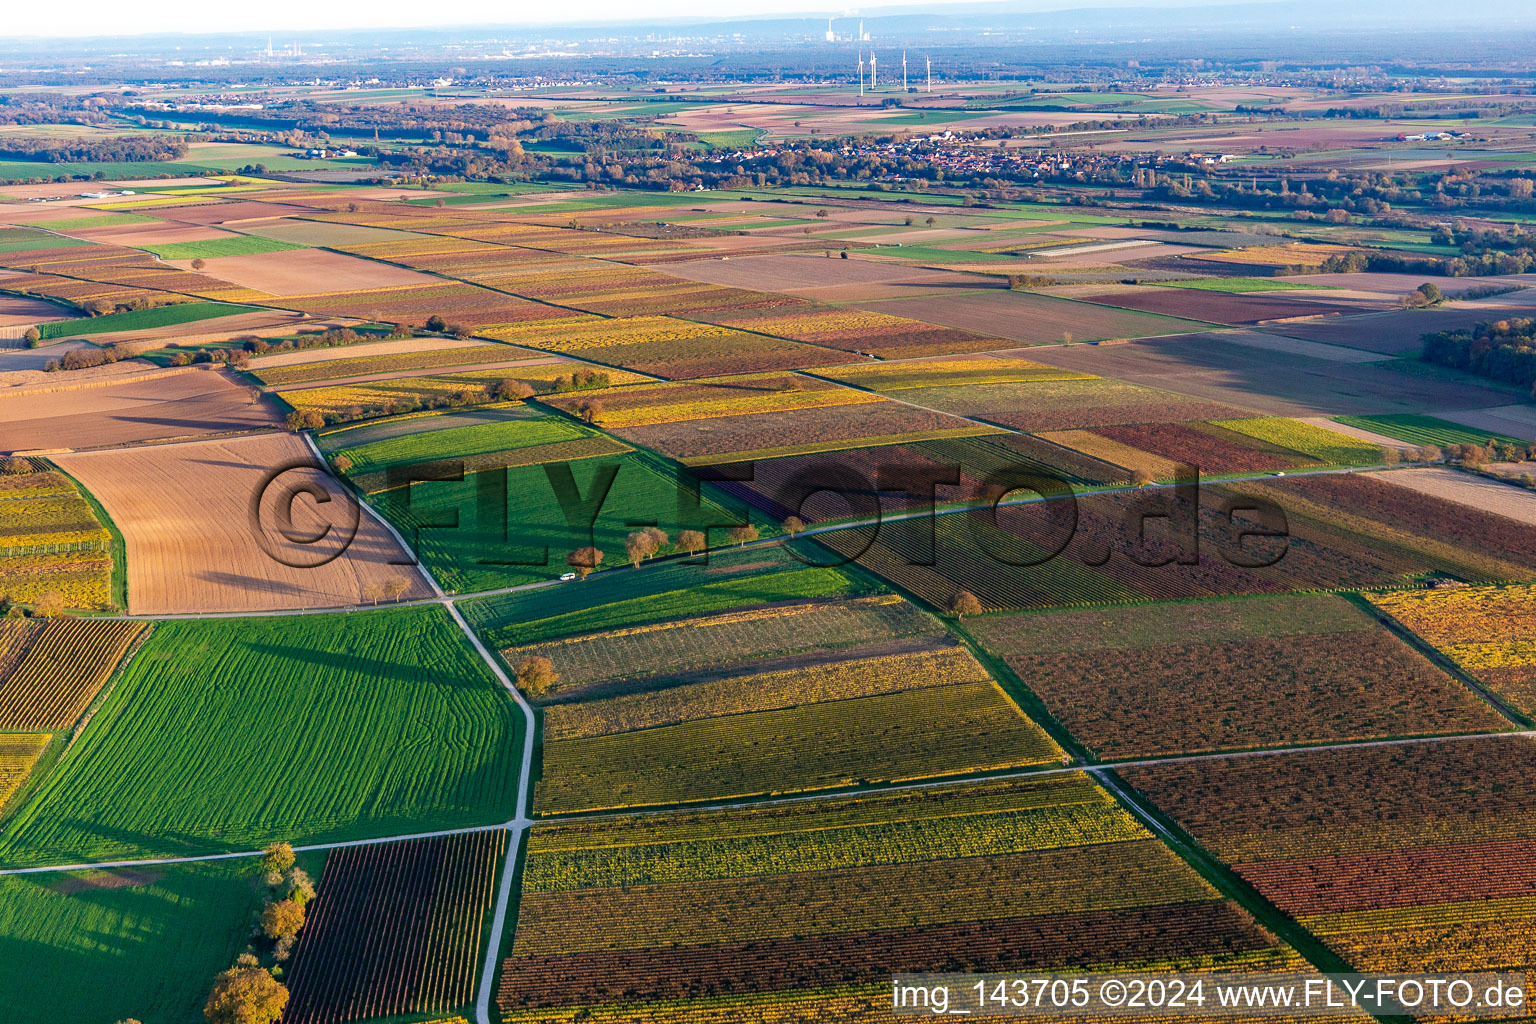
283,831 -> 507,1024
1121,739 -> 1536,976
1371,584 -> 1536,717
506,593 -> 938,692
502,773 -> 1305,1021
882,377 -> 1253,431
804,468 -> 1536,614
54,434 -> 432,614
816,354 -> 1096,391
276,360 -> 649,422
684,302 -> 1009,358
0,733 -> 49,807
1148,276 -> 1341,293
1074,285 -> 1367,326
845,289 -> 1202,347
462,541 -> 871,649
139,235 -> 308,261
0,860 -> 271,1024
0,365 -> 281,452
1334,413 -> 1525,448
481,314 -> 858,378
612,396 -> 1002,463
36,301 -> 261,340
0,464 -> 115,608
1275,305 -> 1536,357
249,343 -> 517,386
329,407 -> 627,484
534,635 -> 1059,811
0,617 -> 146,729
371,450 -> 751,593
968,595 -> 1509,759
1211,416 -> 1387,465
1044,420 -> 1316,477
0,608 -> 520,866
1014,330 -> 1516,418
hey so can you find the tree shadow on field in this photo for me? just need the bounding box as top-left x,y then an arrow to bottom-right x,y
196,570 -> 310,596
245,641 -> 484,687
185,457 -> 263,471
13,815 -> 249,867
112,413 -> 243,430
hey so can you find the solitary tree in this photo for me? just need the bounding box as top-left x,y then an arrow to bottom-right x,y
516,655 -> 558,697
31,591 -> 65,618
925,216 -> 936,227
425,315 -> 447,333
22,326 -> 40,348
203,965 -> 288,1024
301,411 -> 325,430
781,515 -> 805,537
331,455 -> 353,474
566,546 -> 604,580
1130,468 -> 1154,487
383,577 -> 411,602
678,529 -> 706,556
361,582 -> 385,606
261,899 -> 305,941
577,399 -> 605,425
190,258 -> 206,272
947,589 -> 983,620
726,524 -> 759,548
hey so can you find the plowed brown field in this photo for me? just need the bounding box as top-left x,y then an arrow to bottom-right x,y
54,434 -> 432,613
0,366 -> 280,453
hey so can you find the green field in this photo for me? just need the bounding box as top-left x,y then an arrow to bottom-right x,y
0,143 -> 374,182
18,212 -> 159,230
427,181 -> 580,195
1334,413 -> 1525,448
37,301 -> 261,340
334,411 -> 597,471
137,235 -> 308,260
0,860 -> 273,1024
372,452 -> 758,594
461,543 -> 867,648
0,608 -> 520,866
1149,277 -> 1339,293
0,227 -> 93,254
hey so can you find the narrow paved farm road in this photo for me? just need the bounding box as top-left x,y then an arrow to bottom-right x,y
443,598 -> 538,1024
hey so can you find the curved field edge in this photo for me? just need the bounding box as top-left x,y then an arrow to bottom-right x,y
0,606 -> 523,867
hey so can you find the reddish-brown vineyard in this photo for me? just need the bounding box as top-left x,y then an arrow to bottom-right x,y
282,830 -> 507,1024
1121,739 -> 1536,975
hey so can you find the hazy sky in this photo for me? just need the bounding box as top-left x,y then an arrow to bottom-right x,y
11,0 -> 1256,39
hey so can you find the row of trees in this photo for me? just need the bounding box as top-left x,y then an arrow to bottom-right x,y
200,843 -> 315,1024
